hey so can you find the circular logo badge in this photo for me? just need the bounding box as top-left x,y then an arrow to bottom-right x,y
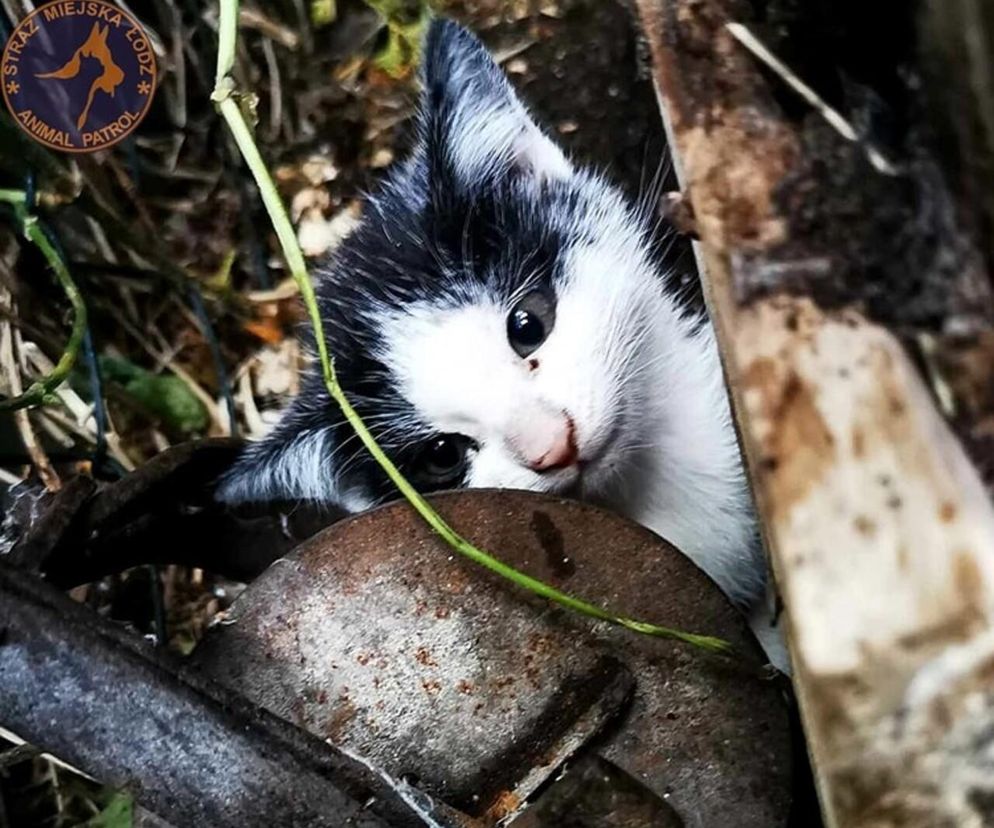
1,0 -> 156,153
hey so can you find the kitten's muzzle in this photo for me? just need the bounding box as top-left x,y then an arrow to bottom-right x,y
513,411 -> 580,473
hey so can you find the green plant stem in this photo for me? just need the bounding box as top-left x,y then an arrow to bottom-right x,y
211,6 -> 734,656
215,0 -> 240,90
0,193 -> 87,412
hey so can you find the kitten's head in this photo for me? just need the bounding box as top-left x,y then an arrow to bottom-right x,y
218,19 -> 677,511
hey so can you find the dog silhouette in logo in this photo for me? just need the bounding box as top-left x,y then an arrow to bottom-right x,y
36,22 -> 124,130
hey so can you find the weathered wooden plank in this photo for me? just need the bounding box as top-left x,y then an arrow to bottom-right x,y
635,1 -> 994,824
739,299 -> 994,825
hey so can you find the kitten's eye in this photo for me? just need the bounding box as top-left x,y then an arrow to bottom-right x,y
415,433 -> 473,486
507,290 -> 556,358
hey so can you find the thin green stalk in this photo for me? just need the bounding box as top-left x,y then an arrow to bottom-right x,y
0,193 -> 87,412
214,0 -> 240,92
211,8 -> 734,656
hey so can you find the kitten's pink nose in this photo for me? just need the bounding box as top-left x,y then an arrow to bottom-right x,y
512,413 -> 579,472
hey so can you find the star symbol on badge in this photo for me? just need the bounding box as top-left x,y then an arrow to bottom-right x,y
5,81 -> 19,95
137,80 -> 151,95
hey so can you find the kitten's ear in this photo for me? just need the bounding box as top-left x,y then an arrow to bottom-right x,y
214,402 -> 367,511
417,18 -> 571,186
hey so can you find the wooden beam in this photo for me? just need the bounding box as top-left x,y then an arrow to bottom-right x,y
635,1 -> 994,824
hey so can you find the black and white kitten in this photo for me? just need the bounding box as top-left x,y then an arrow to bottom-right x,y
220,19 -> 774,653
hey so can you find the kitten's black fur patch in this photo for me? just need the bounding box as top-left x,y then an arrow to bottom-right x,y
220,19 -> 676,507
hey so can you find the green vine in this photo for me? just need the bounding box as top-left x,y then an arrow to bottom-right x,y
0,189 -> 87,412
211,1 -> 733,656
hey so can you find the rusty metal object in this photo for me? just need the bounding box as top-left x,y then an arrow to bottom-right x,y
1,475 -> 95,569
194,490 -> 792,827
0,560 -> 465,828
0,439 -> 341,586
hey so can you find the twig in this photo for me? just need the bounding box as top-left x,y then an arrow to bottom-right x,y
211,2 -> 733,656
0,467 -> 22,487
0,311 -> 60,491
246,277 -> 298,303
0,191 -> 88,412
33,408 -> 75,449
260,36 -> 282,142
236,366 -> 267,436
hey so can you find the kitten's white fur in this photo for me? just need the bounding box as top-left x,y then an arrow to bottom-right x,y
374,173 -> 762,608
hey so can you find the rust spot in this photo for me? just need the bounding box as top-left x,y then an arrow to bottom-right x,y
939,501 -> 958,523
457,680 -> 474,695
325,698 -> 357,742
434,605 -> 450,619
414,647 -> 437,667
356,651 -> 372,666
421,679 -> 441,695
438,565 -> 471,594
482,790 -> 521,823
493,675 -> 516,693
527,632 -> 555,654
530,510 -> 576,577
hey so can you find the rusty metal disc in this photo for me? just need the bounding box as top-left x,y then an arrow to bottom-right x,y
194,490 -> 792,826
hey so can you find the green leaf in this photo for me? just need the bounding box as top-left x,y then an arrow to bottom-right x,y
311,0 -> 337,27
365,0 -> 432,77
99,356 -> 209,435
83,791 -> 133,828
